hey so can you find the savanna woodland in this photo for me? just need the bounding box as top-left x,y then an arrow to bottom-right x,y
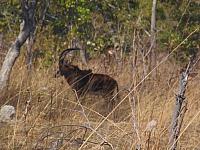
0,0 -> 199,149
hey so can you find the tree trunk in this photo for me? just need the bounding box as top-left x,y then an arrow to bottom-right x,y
149,0 -> 157,71
0,33 -> 3,51
0,33 -> 3,64
79,46 -> 88,66
26,30 -> 35,72
0,0 -> 36,91
40,0 -> 49,31
72,38 -> 88,66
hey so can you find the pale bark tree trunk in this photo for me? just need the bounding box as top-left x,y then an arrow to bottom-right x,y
0,33 -> 4,65
72,38 -> 88,66
0,33 -> 3,51
0,0 -> 36,91
149,0 -> 157,71
79,44 -> 88,66
26,29 -> 35,72
151,0 -> 157,41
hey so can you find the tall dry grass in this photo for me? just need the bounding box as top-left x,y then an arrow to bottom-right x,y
0,50 -> 200,150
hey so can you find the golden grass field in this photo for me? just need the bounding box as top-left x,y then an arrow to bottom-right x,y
0,49 -> 200,150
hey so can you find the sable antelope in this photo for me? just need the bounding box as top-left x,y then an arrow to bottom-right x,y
55,48 -> 119,115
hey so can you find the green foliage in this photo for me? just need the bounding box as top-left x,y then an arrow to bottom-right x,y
157,1 -> 199,62
65,0 -> 91,23
1,0 -> 199,64
0,1 -> 20,33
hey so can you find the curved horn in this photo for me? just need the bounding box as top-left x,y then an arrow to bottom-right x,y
59,48 -> 81,64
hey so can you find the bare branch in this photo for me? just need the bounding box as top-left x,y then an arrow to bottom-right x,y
169,59 -> 193,150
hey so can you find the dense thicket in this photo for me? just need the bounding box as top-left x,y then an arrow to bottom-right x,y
0,0 -> 199,63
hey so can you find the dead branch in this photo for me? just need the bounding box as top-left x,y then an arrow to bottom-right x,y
169,59 -> 193,150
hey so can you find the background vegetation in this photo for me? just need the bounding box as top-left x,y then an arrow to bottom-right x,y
0,0 -> 199,149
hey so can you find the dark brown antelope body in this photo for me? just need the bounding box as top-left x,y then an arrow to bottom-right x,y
56,48 -> 119,115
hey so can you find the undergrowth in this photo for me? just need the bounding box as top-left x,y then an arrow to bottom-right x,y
0,53 -> 200,150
